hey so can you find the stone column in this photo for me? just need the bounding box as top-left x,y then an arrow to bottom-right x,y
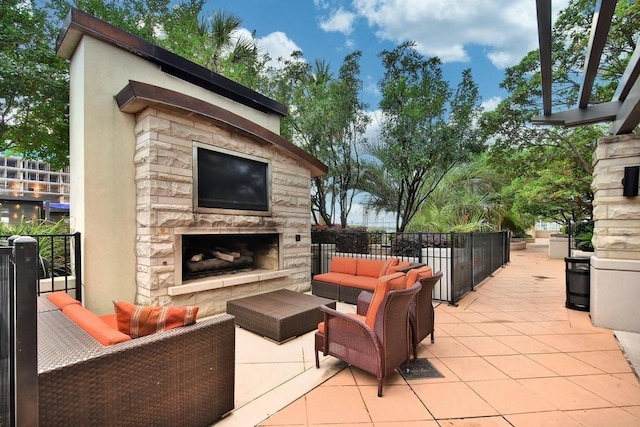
590,133 -> 640,332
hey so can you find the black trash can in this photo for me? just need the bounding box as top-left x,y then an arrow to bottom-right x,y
565,257 -> 590,311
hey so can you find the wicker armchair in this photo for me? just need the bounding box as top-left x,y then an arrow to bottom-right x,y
410,271 -> 443,357
315,281 -> 421,397
357,271 -> 443,359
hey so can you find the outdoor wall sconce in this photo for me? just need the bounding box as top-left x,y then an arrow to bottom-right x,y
622,166 -> 639,197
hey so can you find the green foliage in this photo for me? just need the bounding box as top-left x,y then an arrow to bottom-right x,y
0,218 -> 72,270
1,0 -> 70,169
362,43 -> 483,232
264,52 -> 369,227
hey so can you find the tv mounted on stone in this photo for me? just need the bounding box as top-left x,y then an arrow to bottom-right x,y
193,142 -> 271,216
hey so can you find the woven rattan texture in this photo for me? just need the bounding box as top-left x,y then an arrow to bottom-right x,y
227,289 -> 336,342
38,311 -> 235,426
311,280 -> 340,300
37,296 -> 60,313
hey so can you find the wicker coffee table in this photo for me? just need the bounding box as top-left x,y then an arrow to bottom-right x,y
226,289 -> 336,343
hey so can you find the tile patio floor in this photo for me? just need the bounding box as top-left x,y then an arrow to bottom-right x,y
216,241 -> 640,426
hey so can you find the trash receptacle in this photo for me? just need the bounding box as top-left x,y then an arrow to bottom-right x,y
565,256 -> 590,311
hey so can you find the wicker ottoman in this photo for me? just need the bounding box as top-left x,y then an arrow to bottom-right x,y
226,289 -> 336,343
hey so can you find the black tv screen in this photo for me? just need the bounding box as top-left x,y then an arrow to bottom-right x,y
194,144 -> 270,214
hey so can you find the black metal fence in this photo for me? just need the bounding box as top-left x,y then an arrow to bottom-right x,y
311,230 -> 510,305
0,232 -> 82,302
1,237 -> 40,426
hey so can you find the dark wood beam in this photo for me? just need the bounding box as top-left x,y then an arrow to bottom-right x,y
536,0 -> 553,116
613,44 -> 640,102
578,0 -> 617,108
531,101 -> 621,126
609,78 -> 640,134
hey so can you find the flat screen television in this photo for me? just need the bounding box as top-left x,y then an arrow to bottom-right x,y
193,142 -> 271,215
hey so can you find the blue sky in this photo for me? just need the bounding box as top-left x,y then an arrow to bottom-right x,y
204,0 -> 569,113
201,0 -> 570,227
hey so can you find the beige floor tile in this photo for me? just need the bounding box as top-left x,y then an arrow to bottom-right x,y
568,332 -> 621,350
518,377 -> 612,410
536,321 -> 595,335
624,406 -> 640,418
258,397 -> 307,426
434,325 -> 451,338
310,423 -> 373,427
484,354 -> 558,379
450,312 -> 495,323
611,372 -> 640,386
505,410 -> 583,427
438,323 -> 487,337
411,382 -> 499,419
568,374 -> 640,406
436,312 -> 464,323
537,310 -> 569,321
527,352 -> 604,376
304,384 -> 370,424
569,350 -> 634,373
455,336 -> 519,356
359,384 -> 434,422
322,367 -> 357,386
438,416 -> 513,426
467,379 -> 558,414
506,322 -> 555,335
235,362 -> 305,406
349,366 -> 406,387
509,311 -> 556,322
565,407 -> 640,427
427,337 -> 477,358
481,311 -> 531,323
465,302 -> 506,312
495,335 -> 558,354
374,421 -> 439,427
532,334 -> 600,352
439,356 -> 509,381
472,322 -> 521,336
405,357 -> 461,384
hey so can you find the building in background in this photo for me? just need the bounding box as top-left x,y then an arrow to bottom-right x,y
0,155 -> 70,224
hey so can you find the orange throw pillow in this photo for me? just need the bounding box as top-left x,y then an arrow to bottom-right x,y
113,300 -> 199,338
379,258 -> 399,276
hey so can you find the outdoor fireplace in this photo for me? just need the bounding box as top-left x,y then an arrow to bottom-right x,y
181,233 -> 279,282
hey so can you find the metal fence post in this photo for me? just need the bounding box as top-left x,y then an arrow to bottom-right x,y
74,232 -> 82,302
9,236 -> 39,427
449,231 -> 456,306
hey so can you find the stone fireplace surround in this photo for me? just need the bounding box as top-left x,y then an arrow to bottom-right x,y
117,81 -> 326,316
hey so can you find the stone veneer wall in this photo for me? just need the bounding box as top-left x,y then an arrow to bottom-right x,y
133,106 -> 313,316
592,133 -> 640,260
590,133 -> 640,332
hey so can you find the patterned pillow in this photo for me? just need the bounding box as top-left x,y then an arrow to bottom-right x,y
113,300 -> 199,338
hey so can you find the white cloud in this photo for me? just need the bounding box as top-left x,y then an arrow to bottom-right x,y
255,31 -> 304,68
319,7 -> 357,35
481,96 -> 502,112
351,0 -> 570,68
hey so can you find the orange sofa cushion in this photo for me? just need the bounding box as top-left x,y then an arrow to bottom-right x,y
313,272 -> 354,285
62,304 -> 131,346
330,257 -> 357,275
113,301 -> 199,338
340,275 -> 378,291
356,259 -> 386,278
317,313 -> 364,334
364,275 -> 399,329
405,266 -> 433,288
48,291 -> 81,309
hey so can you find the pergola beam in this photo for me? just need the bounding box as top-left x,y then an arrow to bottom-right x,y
609,77 -> 640,134
613,43 -> 640,102
578,1 -> 618,108
536,0 -> 553,116
532,101 -> 621,126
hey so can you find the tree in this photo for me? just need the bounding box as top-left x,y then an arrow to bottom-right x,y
406,155 -> 510,233
1,0 -> 70,169
264,52 -> 369,227
480,1 -> 639,225
362,42 -> 483,232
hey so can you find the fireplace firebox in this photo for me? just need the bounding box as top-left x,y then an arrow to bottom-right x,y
181,233 -> 279,282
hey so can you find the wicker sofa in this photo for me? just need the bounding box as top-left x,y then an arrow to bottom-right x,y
311,256 -> 422,304
37,296 -> 235,427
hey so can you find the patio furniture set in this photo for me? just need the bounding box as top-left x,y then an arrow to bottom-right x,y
36,256 -> 440,425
